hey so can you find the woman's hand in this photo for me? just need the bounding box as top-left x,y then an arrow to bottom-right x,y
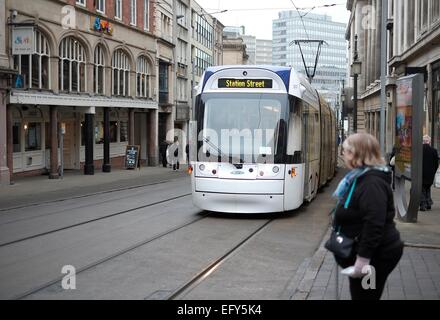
350,256 -> 371,278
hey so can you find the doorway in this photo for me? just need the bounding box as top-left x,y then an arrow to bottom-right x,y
62,121 -> 76,169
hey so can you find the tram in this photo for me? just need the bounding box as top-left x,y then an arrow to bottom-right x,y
188,65 -> 337,213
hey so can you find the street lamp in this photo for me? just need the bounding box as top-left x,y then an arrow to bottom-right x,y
351,35 -> 362,133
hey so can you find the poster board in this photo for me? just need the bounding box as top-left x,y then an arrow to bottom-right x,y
125,145 -> 140,170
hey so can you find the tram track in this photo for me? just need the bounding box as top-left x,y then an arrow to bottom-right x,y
0,178 -> 183,212
166,218 -> 274,300
0,180 -> 188,226
13,212 -> 210,300
0,193 -> 192,248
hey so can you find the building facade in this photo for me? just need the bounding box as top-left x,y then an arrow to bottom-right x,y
272,10 -> 347,107
256,39 -> 273,65
222,37 -> 249,65
0,0 -> 224,185
2,0 -> 159,185
346,0 -> 440,155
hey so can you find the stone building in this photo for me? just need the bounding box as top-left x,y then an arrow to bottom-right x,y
0,0 -> 160,185
346,0 -> 440,154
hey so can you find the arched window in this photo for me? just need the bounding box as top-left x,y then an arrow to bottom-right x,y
136,56 -> 150,98
94,45 -> 105,94
112,49 -> 130,97
59,37 -> 86,92
13,29 -> 50,89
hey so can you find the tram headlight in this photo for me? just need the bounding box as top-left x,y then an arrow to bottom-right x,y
199,164 -> 205,171
272,166 -> 280,173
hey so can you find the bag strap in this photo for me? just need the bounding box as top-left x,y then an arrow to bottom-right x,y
330,178 -> 358,233
344,178 -> 358,209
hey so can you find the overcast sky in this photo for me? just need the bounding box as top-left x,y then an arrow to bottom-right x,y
196,0 -> 350,40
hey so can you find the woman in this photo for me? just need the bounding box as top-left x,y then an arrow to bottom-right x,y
332,133 -> 403,300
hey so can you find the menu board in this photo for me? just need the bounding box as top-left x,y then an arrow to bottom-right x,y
125,145 -> 140,169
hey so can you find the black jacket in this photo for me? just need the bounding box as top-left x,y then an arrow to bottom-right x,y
422,144 -> 439,186
334,169 -> 402,261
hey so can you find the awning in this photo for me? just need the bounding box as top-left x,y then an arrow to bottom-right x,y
8,91 -> 158,110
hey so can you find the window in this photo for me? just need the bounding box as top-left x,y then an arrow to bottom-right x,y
433,0 -> 440,23
76,0 -> 86,6
130,0 -> 137,25
45,123 -> 50,149
176,1 -> 187,28
161,13 -> 172,38
95,122 -> 104,144
115,0 -> 122,19
13,122 -> 21,153
120,121 -> 128,142
96,0 -> 105,13
94,45 -> 105,94
419,0 -> 429,33
177,78 -> 187,101
159,63 -> 169,104
25,122 -> 41,151
59,37 -> 86,92
112,49 -> 130,97
93,121 -> 118,143
13,30 -> 50,89
144,0 -> 149,30
136,56 -> 150,98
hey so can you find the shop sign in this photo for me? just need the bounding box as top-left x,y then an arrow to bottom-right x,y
12,27 -> 34,55
91,16 -> 113,36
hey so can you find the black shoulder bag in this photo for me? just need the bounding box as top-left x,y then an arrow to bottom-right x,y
324,178 -> 358,259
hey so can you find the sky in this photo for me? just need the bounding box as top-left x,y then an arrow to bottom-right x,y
196,0 -> 350,40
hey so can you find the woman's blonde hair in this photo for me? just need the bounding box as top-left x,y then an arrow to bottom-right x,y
342,133 -> 385,168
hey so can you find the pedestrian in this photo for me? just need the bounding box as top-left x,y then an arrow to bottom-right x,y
420,135 -> 439,211
389,146 -> 397,190
185,143 -> 190,165
159,140 -> 169,168
167,136 -> 180,171
331,133 -> 403,300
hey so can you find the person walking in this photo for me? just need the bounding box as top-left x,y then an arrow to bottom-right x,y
420,135 -> 439,211
159,140 -> 169,168
330,133 -> 403,300
167,136 -> 180,171
388,146 -> 397,190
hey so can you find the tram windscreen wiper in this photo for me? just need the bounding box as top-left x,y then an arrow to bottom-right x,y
203,137 -> 226,160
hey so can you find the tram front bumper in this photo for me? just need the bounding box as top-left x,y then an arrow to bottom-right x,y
193,192 -> 284,213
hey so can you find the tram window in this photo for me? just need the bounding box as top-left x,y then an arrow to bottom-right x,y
13,122 -> 21,153
25,122 -> 42,151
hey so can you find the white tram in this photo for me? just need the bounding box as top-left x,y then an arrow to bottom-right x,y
189,66 -> 337,213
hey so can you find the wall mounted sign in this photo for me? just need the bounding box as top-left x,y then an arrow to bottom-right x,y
91,17 -> 113,36
12,27 -> 34,55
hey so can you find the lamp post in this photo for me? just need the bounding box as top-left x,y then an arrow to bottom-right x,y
340,91 -> 346,154
351,35 -> 362,133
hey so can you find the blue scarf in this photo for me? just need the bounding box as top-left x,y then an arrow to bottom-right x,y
333,165 -> 391,202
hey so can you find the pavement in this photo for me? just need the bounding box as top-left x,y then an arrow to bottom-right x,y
286,154 -> 440,300
1,159 -> 439,300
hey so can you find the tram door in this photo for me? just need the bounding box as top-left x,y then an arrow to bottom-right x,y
284,99 -> 304,210
63,121 -> 76,169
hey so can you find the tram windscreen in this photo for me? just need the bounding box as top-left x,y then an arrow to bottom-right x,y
196,93 -> 288,164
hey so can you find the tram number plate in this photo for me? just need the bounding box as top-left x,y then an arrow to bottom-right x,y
218,78 -> 273,89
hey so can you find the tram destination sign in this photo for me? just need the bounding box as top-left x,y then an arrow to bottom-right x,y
218,78 -> 273,89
